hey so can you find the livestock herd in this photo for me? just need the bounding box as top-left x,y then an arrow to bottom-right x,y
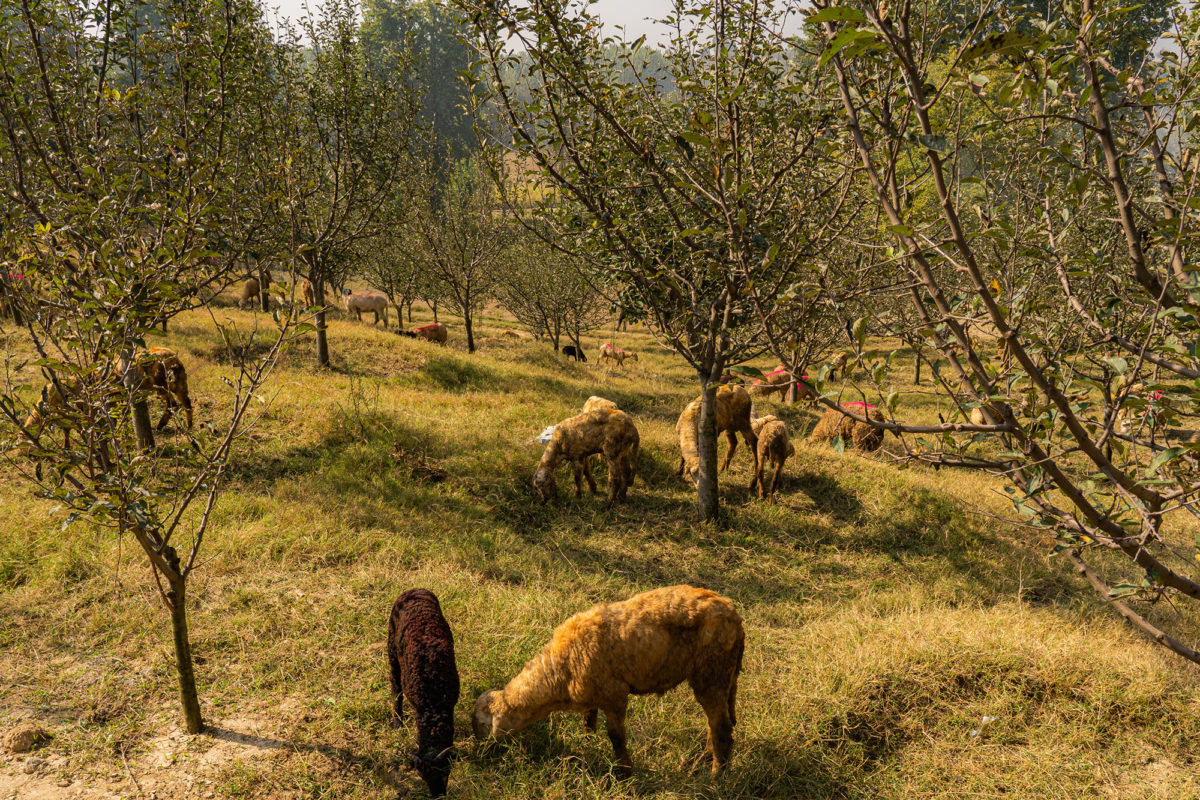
12,280 -> 899,799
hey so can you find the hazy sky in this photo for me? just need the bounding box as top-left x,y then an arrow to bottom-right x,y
264,0 -> 680,45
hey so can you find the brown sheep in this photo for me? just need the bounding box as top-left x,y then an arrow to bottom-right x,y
300,277 -> 316,308
675,385 -> 758,486
126,347 -> 194,430
599,343 -> 637,367
240,277 -> 260,308
810,402 -> 884,452
472,585 -> 744,777
407,323 -> 448,344
533,408 -> 639,506
750,415 -> 794,503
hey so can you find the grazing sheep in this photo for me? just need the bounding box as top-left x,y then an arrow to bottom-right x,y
130,347 -> 194,430
472,585 -> 744,777
17,381 -> 75,454
599,343 -> 637,367
387,589 -> 460,798
562,345 -> 587,362
408,323 -> 448,344
675,385 -> 759,486
533,408 -> 639,506
343,291 -> 389,327
501,329 -> 522,338
300,277 -> 316,308
810,402 -> 884,452
749,365 -> 816,405
750,415 -> 794,503
829,352 -> 851,380
239,277 -> 260,308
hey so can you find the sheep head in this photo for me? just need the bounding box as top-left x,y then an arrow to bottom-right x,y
532,468 -> 558,501
410,745 -> 456,797
472,690 -> 515,739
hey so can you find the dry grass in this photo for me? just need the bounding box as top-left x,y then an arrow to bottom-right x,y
0,299 -> 1198,799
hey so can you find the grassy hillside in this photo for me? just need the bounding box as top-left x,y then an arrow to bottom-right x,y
1,302 -> 1198,799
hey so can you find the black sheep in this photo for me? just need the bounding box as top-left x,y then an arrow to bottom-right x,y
563,345 -> 587,362
388,588 -> 461,797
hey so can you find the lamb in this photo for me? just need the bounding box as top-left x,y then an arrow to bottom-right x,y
407,323 -> 448,344
562,345 -> 586,362
829,351 -> 851,381
532,408 -> 639,506
343,291 -> 389,327
387,588 -> 461,798
750,415 -> 794,503
472,585 -> 744,777
675,385 -> 759,486
809,401 -> 884,452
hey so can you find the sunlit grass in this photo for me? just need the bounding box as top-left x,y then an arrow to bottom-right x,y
0,297 -> 1198,798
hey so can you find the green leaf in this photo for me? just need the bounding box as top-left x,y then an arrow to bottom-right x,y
887,390 -> 899,413
807,6 -> 867,23
918,133 -> 948,152
832,435 -> 846,454
819,28 -> 876,68
962,31 -> 1038,64
728,365 -> 764,379
1148,447 -> 1185,473
852,317 -> 868,348
886,223 -> 914,237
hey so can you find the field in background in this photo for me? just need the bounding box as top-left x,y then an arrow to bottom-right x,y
1,298 -> 1199,799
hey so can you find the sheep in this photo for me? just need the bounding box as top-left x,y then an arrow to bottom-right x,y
501,329 -> 522,338
130,347 -> 194,430
17,381 -> 75,454
343,291 -> 389,327
387,588 -> 460,798
239,277 -> 260,308
750,415 -> 794,503
748,365 -> 793,400
472,584 -> 744,777
829,351 -> 851,380
532,408 -> 639,506
562,345 -> 586,362
300,277 -> 316,308
675,385 -> 759,487
809,402 -> 884,452
407,323 -> 448,344
599,343 -> 638,367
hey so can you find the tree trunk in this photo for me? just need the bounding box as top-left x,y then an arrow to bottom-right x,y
465,310 -> 475,353
121,351 -> 156,450
431,299 -> 439,323
913,345 -> 922,385
406,300 -> 413,322
696,379 -> 721,522
259,267 -> 270,313
163,547 -> 203,734
314,278 -> 330,367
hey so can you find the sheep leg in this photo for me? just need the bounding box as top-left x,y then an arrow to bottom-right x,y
720,430 -> 737,472
583,709 -> 598,732
603,704 -> 633,778
745,430 -> 760,489
572,462 -> 585,497
695,692 -> 734,775
583,457 -> 598,495
768,460 -> 784,504
675,456 -> 685,477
